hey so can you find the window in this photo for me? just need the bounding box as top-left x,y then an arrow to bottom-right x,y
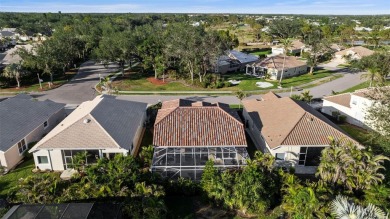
275,153 -> 285,160
298,147 -> 308,165
43,121 -> 48,128
38,156 -> 49,164
18,139 -> 27,154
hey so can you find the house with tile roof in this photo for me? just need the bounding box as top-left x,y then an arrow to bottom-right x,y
29,95 -> 147,171
242,92 -> 359,174
0,94 -> 65,171
334,46 -> 374,61
271,40 -> 305,56
151,99 -> 248,180
322,88 -> 385,129
245,55 -> 308,80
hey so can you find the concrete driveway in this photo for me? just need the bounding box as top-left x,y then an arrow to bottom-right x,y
34,61 -> 118,105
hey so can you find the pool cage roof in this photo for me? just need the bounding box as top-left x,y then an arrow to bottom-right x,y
2,203 -> 122,219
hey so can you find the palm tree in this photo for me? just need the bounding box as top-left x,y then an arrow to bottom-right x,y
279,38 -> 293,87
301,90 -> 313,103
316,139 -> 389,191
361,67 -> 384,87
331,195 -> 388,219
2,63 -> 23,88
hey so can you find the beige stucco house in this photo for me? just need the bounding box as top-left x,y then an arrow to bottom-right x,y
242,92 -> 359,174
0,94 -> 65,171
246,55 -> 308,80
29,95 -> 147,171
334,46 -> 374,61
271,40 -> 305,56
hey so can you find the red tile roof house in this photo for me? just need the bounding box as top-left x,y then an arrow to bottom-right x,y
151,99 -> 249,180
242,92 -> 359,174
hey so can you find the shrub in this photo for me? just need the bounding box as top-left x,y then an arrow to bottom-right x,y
338,115 -> 347,123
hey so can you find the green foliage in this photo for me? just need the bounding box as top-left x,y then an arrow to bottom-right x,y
8,173 -> 64,204
139,145 -> 154,167
201,153 -> 282,216
281,174 -> 322,219
331,195 -> 387,219
316,139 -> 389,192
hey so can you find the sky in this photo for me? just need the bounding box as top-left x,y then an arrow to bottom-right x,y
0,0 -> 389,15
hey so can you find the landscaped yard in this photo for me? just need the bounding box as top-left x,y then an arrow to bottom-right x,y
112,69 -> 340,92
341,80 -> 390,93
0,158 -> 35,198
0,69 -> 78,93
249,49 -> 272,56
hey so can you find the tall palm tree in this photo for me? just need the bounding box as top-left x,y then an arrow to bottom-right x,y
331,195 -> 388,219
361,67 -> 384,87
279,38 -> 293,87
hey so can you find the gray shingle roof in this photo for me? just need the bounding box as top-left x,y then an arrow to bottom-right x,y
0,94 -> 65,152
91,97 -> 147,150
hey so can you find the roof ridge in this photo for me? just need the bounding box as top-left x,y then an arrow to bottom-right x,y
324,92 -> 352,98
89,114 -> 122,149
154,107 -> 179,125
217,106 -> 244,126
279,109 -> 307,145
301,110 -> 359,145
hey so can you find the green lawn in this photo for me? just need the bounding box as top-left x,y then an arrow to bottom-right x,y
0,158 -> 35,198
0,69 -> 77,93
113,69 -> 338,93
341,80 -> 390,93
249,49 -> 272,56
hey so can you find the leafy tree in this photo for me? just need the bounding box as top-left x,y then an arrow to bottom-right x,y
281,174 -> 322,219
235,90 -> 247,109
360,67 -> 383,87
365,87 -> 390,142
2,62 -> 26,88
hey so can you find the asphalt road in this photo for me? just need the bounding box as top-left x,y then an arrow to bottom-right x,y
34,61 -> 118,105
24,60 -> 364,106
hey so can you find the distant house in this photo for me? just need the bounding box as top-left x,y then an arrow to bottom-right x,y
151,99 -> 248,180
245,55 -> 307,80
271,40 -> 305,56
0,44 -> 34,66
29,95 -> 147,171
330,43 -> 345,52
0,94 -> 65,171
242,92 -> 359,174
216,50 -> 259,74
334,46 -> 374,61
322,88 -> 385,129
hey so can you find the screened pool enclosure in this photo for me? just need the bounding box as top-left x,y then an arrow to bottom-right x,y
151,146 -> 249,180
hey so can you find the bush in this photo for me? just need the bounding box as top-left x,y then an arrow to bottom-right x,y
338,115 -> 347,123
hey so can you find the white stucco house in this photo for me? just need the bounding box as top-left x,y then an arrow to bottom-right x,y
29,95 -> 147,171
242,92 -> 359,174
0,94 -> 65,171
322,88 -> 379,129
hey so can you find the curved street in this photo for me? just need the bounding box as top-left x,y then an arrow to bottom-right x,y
27,60 -> 365,105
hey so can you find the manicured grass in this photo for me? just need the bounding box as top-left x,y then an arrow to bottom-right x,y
0,158 -> 35,198
341,80 -> 390,93
112,69 -> 337,92
249,49 -> 272,56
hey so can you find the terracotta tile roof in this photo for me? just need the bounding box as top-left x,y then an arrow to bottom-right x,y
153,99 -> 247,147
243,92 -> 358,149
273,40 -> 305,50
251,55 -> 307,71
335,46 -> 374,58
323,93 -> 351,108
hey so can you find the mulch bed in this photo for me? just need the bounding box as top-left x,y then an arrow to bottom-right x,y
147,77 -> 167,85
